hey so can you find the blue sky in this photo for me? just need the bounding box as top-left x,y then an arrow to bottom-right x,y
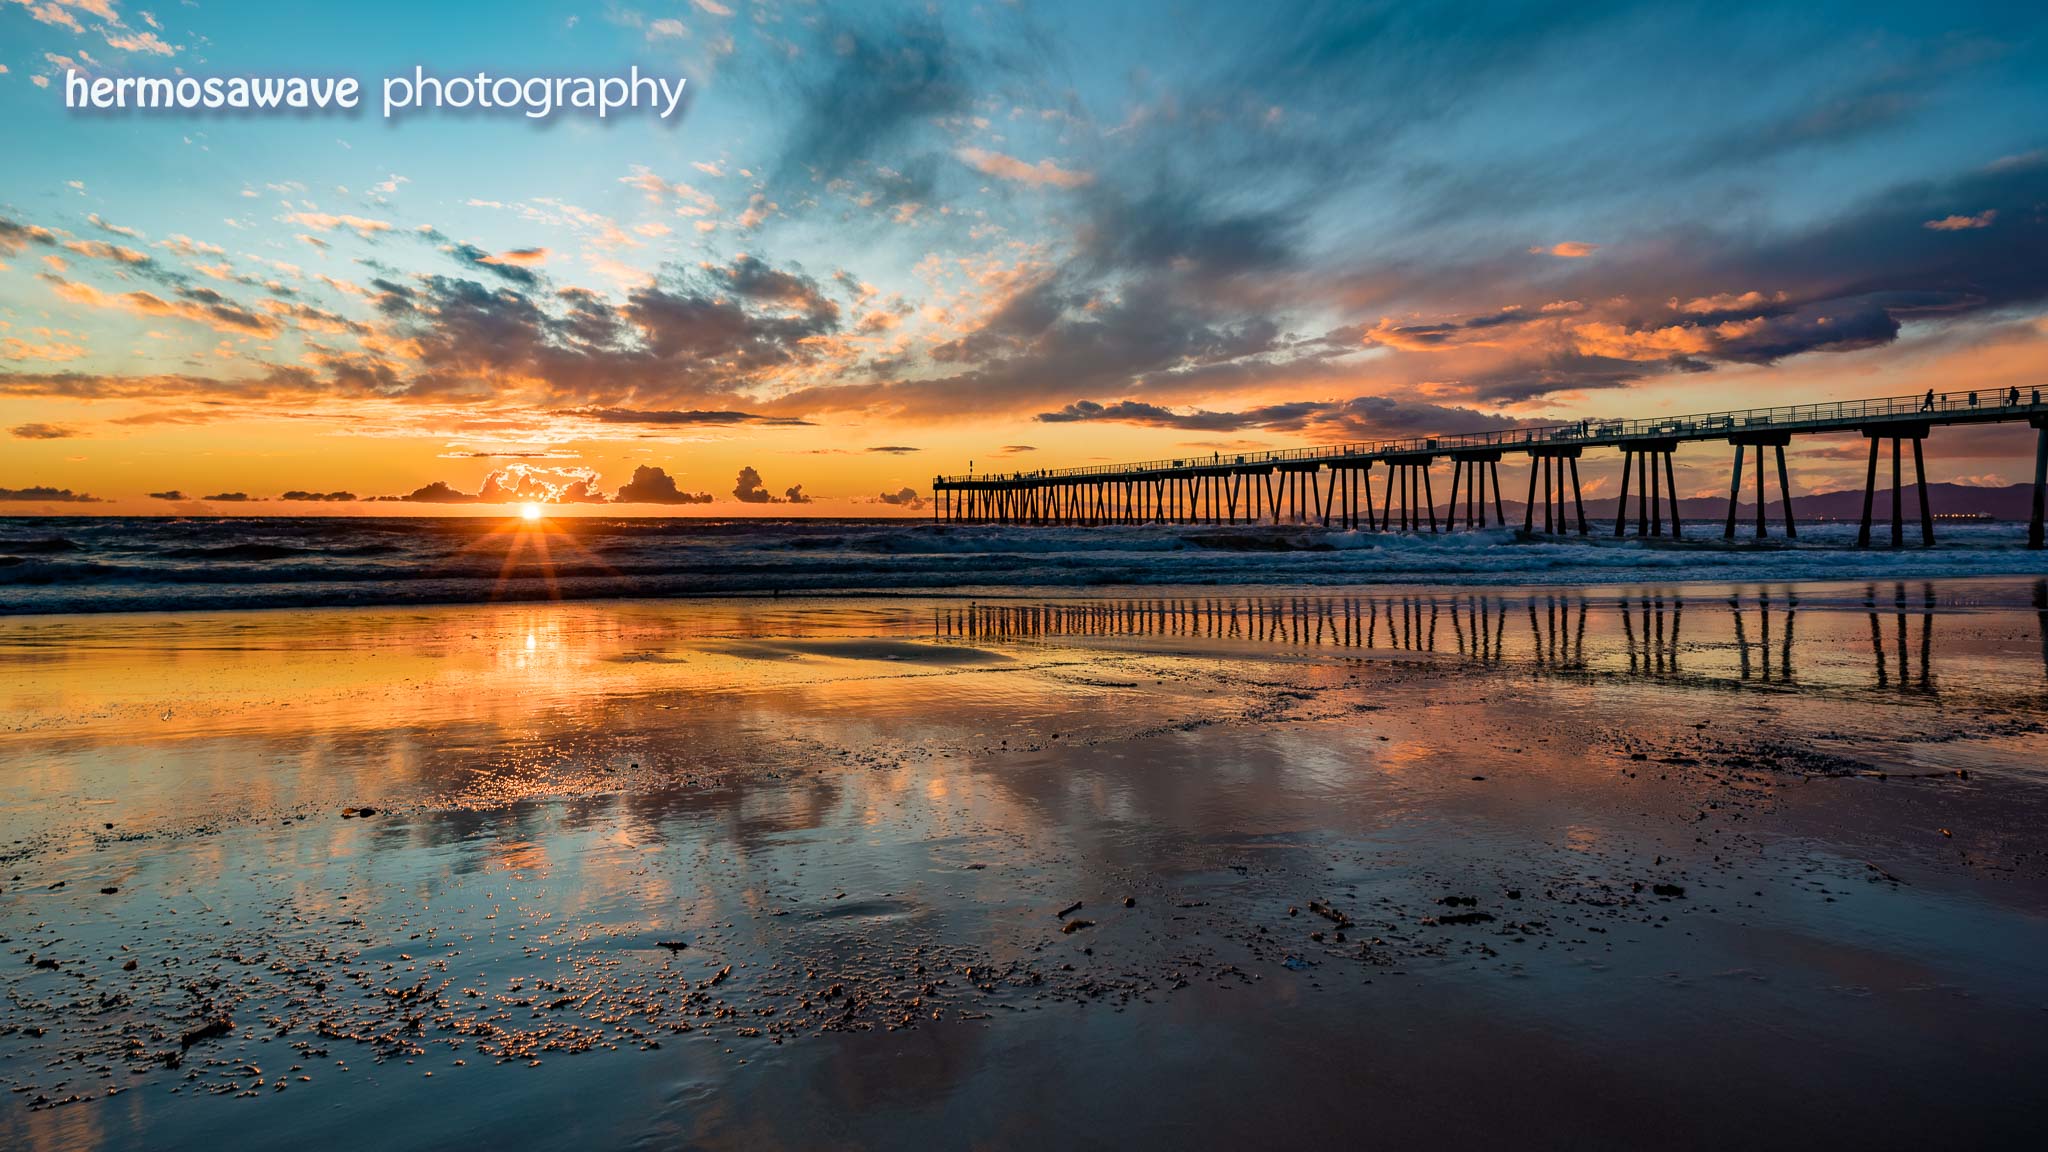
3,0 -> 2046,510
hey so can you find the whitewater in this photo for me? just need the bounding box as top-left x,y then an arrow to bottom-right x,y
1,516 -> 2044,616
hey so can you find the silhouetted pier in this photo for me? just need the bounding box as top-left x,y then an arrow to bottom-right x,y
933,388 -> 2048,548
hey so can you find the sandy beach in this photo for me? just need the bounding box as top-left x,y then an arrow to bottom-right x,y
3,578 -> 2045,1149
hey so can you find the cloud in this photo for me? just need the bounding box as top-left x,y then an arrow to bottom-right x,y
1036,394 -> 1520,440
733,465 -> 774,503
476,464 -> 607,503
280,490 -> 357,502
393,480 -> 480,504
866,445 -> 920,454
771,17 -> 979,189
613,464 -> 714,504
446,241 -> 547,286
0,216 -> 59,254
43,276 -> 284,337
87,213 -> 142,239
201,492 -> 253,502
957,147 -> 1093,189
104,30 -> 179,57
9,422 -> 76,439
1924,210 -> 1996,231
148,490 -> 185,500
0,486 -> 101,502
558,407 -> 816,427
283,212 -> 392,238
1530,242 -> 1599,258
730,467 -> 812,505
877,486 -> 926,509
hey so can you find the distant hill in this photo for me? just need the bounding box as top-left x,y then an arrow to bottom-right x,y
1428,482 -> 2038,524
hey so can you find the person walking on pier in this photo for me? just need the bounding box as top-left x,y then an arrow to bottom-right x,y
2010,386 -> 2022,407
1922,389 -> 1935,412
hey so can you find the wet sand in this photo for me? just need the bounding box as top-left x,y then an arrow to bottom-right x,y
3,579 -> 2047,1149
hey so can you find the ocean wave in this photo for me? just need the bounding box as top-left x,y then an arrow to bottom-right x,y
0,516 -> 2043,616
0,536 -> 85,554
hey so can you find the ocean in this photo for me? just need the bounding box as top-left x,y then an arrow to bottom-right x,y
2,515 -> 2045,615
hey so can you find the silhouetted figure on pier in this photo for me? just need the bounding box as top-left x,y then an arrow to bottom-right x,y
2011,387 -> 2022,407
1922,389 -> 1934,411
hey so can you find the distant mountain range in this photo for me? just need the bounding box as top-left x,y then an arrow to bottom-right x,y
1446,481 -> 2042,524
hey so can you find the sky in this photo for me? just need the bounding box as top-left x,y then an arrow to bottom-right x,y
2,0 -> 2046,515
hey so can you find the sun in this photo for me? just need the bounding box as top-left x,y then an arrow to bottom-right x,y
520,502 -> 544,522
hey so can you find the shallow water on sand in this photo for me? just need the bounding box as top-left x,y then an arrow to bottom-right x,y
3,579 -> 2047,1149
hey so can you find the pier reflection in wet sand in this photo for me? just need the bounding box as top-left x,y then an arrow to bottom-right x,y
933,579 -> 2046,699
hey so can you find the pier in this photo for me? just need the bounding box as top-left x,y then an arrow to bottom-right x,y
933,388 -> 2048,548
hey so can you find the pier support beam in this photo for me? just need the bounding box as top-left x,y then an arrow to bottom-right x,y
2031,417 -> 2047,550
1857,424 -> 1933,549
1615,440 -> 1682,538
1379,454 -> 1438,532
1524,447 -> 1586,535
1724,432 -> 1796,540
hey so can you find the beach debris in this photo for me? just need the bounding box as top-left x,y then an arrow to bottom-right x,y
1122,896 -> 1136,908
100,886 -> 119,895
654,940 -> 688,951
1061,919 -> 1094,934
1427,911 -> 1495,926
341,806 -> 378,818
179,1016 -> 234,1050
1308,899 -> 1350,927
1436,895 -> 1477,908
1281,955 -> 1314,971
1056,900 -> 1083,919
1651,884 -> 1686,898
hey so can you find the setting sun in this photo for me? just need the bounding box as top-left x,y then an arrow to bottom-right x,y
520,503 -> 543,522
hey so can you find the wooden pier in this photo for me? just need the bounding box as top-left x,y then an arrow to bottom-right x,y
933,388 -> 2048,548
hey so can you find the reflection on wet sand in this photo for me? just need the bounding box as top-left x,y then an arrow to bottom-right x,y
932,579 -> 2048,698
3,579 -> 2048,1150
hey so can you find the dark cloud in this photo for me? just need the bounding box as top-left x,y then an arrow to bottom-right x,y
0,216 -> 58,254
9,423 -> 76,439
446,241 -> 541,287
1037,395 -> 1520,440
394,480 -> 481,504
0,486 -> 102,502
733,466 -> 774,503
559,407 -> 815,427
772,17 -> 978,189
731,467 -> 811,504
613,465 -> 714,505
280,490 -> 357,502
866,445 -> 920,454
877,487 -> 926,509
202,492 -> 253,502
148,490 -> 185,500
